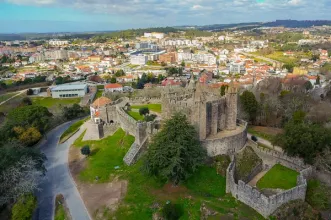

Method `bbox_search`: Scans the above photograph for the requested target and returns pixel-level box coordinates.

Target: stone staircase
[123,137,148,165]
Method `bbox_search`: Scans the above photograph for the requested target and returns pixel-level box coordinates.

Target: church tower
[225,80,237,130]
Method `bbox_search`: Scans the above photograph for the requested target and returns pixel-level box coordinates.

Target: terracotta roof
[92,97,112,108]
[105,83,123,89]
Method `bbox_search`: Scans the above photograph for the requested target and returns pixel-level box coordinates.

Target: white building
[49,39,69,46]
[144,32,165,39]
[130,54,148,65]
[44,50,68,60]
[51,84,88,98]
[104,83,123,92]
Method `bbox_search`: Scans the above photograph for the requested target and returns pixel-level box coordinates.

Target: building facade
[51,84,88,98]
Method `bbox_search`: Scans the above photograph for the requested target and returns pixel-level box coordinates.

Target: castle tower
[225,80,237,130]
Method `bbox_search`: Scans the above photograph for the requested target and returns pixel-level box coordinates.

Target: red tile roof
[105,83,123,89]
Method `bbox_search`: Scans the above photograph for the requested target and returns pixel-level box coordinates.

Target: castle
[86,79,312,218]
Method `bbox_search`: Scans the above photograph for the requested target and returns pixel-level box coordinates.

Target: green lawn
[97,85,104,90]
[94,90,103,100]
[54,195,70,220]
[0,92,19,103]
[130,104,162,113]
[72,129,264,220]
[73,128,135,182]
[60,119,86,143]
[32,97,81,108]
[257,164,299,190]
[127,111,144,121]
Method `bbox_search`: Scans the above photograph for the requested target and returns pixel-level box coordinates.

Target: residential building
[49,39,69,46]
[105,83,123,92]
[144,32,165,39]
[130,54,148,65]
[51,84,88,98]
[44,50,68,60]
[159,52,177,64]
[90,97,112,123]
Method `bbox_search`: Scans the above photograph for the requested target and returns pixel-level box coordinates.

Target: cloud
[2,0,331,27]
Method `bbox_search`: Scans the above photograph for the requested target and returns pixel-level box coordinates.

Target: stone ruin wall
[201,120,247,157]
[226,158,313,218]
[247,140,308,171]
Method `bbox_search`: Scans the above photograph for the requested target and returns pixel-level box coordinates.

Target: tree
[316,75,320,85]
[62,104,87,120]
[21,97,32,106]
[0,142,46,205]
[14,127,42,146]
[81,145,91,157]
[240,91,259,123]
[283,63,295,73]
[143,113,206,184]
[139,107,149,116]
[115,69,125,77]
[110,77,117,83]
[181,61,185,67]
[11,193,37,220]
[4,105,52,135]
[273,119,331,164]
[220,85,228,96]
[26,89,33,96]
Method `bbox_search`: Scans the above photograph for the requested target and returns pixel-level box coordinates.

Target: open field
[32,97,81,108]
[0,92,19,103]
[0,93,26,113]
[130,103,162,113]
[257,164,299,190]
[70,129,264,219]
[127,111,144,121]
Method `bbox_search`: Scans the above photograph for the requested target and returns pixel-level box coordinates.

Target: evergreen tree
[143,113,206,184]
[240,91,259,123]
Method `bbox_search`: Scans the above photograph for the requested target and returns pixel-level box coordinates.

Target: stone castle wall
[247,140,308,171]
[226,158,313,218]
[202,120,247,157]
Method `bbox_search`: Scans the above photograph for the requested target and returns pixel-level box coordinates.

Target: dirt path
[248,170,268,187]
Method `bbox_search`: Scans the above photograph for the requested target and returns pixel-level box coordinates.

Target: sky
[0,0,331,33]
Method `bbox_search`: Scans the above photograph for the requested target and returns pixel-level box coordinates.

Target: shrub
[162,203,183,220]
[139,107,149,116]
[81,145,91,157]
[144,114,157,122]
[26,89,33,96]
[11,194,37,220]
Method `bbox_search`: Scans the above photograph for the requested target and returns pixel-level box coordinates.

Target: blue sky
[0,0,330,33]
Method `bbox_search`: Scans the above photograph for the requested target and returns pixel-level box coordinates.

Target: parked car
[251,135,258,142]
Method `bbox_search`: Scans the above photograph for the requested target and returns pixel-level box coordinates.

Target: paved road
[35,122,91,220]
[247,133,283,153]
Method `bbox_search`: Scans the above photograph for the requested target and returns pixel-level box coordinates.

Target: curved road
[35,122,91,220]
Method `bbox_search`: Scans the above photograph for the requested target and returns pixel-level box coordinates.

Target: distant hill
[179,20,331,31]
[262,20,331,28]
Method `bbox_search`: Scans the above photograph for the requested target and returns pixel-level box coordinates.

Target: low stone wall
[129,97,162,104]
[226,158,312,218]
[202,123,247,157]
[248,140,308,171]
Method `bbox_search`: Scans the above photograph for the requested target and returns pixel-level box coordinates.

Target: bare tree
[0,156,44,206]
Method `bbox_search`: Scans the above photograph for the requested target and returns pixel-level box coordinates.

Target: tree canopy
[273,118,331,164]
[143,113,206,184]
[240,91,259,123]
